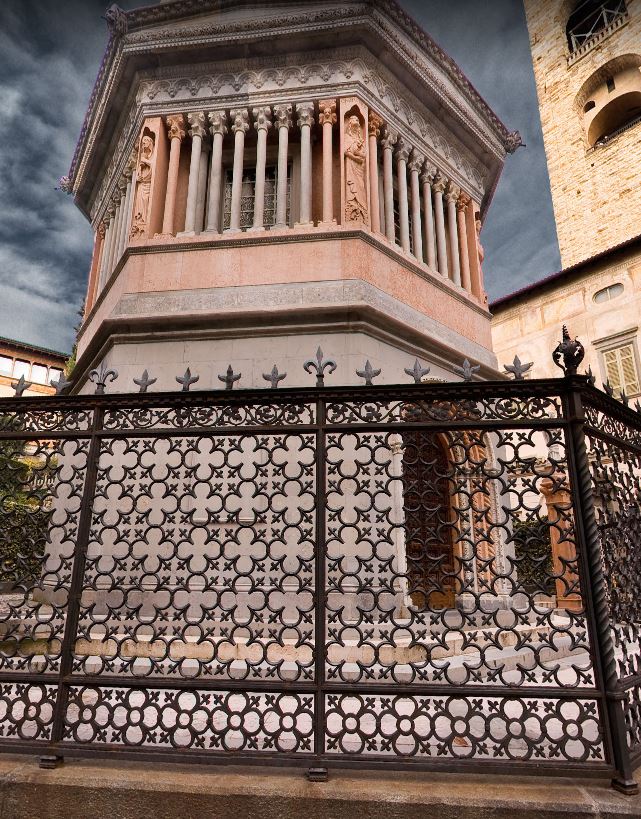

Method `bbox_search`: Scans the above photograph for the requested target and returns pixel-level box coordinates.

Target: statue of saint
[130,134,154,237]
[344,115,367,223]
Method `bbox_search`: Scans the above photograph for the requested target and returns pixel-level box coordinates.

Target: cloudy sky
[0,0,561,354]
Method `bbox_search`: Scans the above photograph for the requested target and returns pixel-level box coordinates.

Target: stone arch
[573,54,641,146]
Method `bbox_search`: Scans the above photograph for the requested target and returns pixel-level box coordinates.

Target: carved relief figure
[130,133,155,237]
[344,115,368,223]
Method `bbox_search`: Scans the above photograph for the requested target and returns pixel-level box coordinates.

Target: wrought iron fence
[0,347,639,792]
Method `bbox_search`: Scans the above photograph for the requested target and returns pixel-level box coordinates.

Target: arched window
[402,431,456,609]
[566,0,627,53]
[589,91,641,145]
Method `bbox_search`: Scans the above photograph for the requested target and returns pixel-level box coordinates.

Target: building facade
[492,0,641,401]
[0,337,66,398]
[63,0,521,394]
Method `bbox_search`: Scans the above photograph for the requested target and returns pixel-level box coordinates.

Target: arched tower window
[575,55,641,147]
[566,0,627,53]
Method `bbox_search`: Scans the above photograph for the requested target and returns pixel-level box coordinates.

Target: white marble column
[112,178,127,264]
[408,149,424,262]
[106,193,122,273]
[420,165,437,271]
[381,128,397,243]
[161,114,186,236]
[274,104,292,228]
[228,109,249,233]
[204,111,227,234]
[395,139,410,253]
[251,106,272,231]
[194,141,209,234]
[118,151,137,258]
[296,102,315,226]
[318,99,336,225]
[182,111,207,235]
[445,181,461,286]
[368,112,383,234]
[432,172,448,277]
[457,192,472,293]
[98,212,113,289]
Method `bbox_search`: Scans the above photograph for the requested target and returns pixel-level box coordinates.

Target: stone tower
[65,0,520,392]
[523,0,641,269]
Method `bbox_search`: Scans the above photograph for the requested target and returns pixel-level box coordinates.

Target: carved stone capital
[368,111,384,138]
[208,111,228,137]
[98,222,107,239]
[408,148,424,173]
[230,108,249,134]
[394,138,410,164]
[187,111,207,139]
[252,106,272,132]
[106,203,116,221]
[420,164,437,185]
[380,127,398,151]
[432,172,447,194]
[457,192,471,212]
[117,176,128,197]
[273,103,292,129]
[445,181,460,204]
[296,101,315,128]
[166,114,186,141]
[124,149,136,178]
[318,99,337,126]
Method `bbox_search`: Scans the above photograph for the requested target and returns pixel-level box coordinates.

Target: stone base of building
[0,756,639,819]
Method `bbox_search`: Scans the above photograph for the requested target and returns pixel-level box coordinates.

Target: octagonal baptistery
[67,0,521,392]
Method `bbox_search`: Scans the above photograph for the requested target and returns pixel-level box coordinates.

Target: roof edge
[490,232,641,312]
[66,0,521,188]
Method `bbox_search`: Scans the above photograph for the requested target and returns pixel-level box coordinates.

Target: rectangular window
[603,343,640,397]
[222,164,290,230]
[0,355,12,375]
[13,360,30,380]
[31,364,48,384]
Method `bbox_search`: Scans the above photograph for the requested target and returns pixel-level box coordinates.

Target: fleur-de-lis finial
[585,365,596,387]
[620,388,629,407]
[503,355,533,381]
[89,362,118,395]
[356,360,381,386]
[635,400,641,414]
[453,358,480,382]
[11,374,32,397]
[133,369,157,393]
[262,365,287,389]
[218,365,241,391]
[176,368,199,392]
[603,379,614,398]
[552,325,585,376]
[303,347,337,387]
[404,359,430,384]
[50,372,71,395]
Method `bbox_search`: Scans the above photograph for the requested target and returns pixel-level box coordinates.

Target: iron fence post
[564,377,638,794]
[41,403,104,768]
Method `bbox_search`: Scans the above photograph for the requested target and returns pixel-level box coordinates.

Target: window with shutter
[603,343,640,397]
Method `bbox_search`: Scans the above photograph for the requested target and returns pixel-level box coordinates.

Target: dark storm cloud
[0,0,561,352]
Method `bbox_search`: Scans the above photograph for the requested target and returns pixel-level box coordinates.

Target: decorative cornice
[69,0,515,198]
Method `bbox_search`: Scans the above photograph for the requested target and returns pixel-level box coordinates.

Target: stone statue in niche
[130,133,154,237]
[344,114,368,223]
